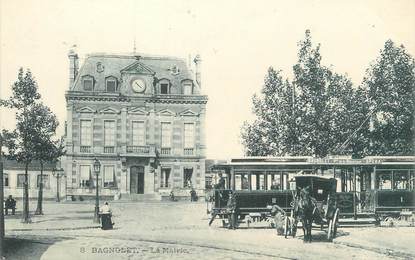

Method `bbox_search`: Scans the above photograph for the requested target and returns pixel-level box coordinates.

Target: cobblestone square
[3,201,415,259]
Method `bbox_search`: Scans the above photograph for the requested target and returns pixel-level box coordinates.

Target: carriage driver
[215,172,226,189]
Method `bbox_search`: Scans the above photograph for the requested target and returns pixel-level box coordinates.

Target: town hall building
[64,50,207,200]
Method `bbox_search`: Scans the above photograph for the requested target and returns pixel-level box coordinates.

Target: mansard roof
[71,53,196,92]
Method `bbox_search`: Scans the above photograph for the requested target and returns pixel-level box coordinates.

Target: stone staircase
[119,193,161,201]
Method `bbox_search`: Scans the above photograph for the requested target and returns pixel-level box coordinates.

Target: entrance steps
[119,193,161,201]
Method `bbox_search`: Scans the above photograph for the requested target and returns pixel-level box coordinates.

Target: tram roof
[213,156,415,169]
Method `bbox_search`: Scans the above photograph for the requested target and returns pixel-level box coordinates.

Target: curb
[9,226,101,232]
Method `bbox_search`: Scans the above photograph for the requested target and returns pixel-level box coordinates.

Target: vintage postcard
[0,0,414,259]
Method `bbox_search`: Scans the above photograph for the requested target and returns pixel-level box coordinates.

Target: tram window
[377,172,392,190]
[251,175,257,190]
[289,178,296,190]
[241,176,249,190]
[410,171,415,190]
[235,175,242,190]
[394,171,409,190]
[259,175,265,190]
[270,174,282,190]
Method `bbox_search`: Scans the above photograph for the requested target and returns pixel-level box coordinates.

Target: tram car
[210,156,415,226]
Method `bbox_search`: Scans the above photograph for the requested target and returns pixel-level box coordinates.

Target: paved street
[4,201,415,259]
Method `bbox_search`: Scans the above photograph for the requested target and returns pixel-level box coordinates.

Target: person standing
[5,195,16,215]
[215,173,226,189]
[226,192,237,229]
[190,188,198,202]
[99,202,113,230]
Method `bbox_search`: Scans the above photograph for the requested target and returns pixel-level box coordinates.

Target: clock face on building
[131,78,146,93]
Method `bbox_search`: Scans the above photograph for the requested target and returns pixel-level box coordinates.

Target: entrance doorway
[130,166,145,194]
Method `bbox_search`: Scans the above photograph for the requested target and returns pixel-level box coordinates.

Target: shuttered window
[132,121,145,146]
[103,166,115,188]
[184,123,195,148]
[80,165,92,188]
[80,120,92,146]
[161,122,172,148]
[104,121,116,147]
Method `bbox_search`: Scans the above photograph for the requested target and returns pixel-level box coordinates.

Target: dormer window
[183,83,193,95]
[158,79,171,94]
[82,75,94,91]
[160,83,169,94]
[182,80,193,95]
[105,76,117,92]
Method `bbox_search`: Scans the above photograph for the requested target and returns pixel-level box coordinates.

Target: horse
[292,186,317,243]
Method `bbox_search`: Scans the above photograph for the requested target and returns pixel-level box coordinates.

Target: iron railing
[103,146,115,153]
[160,148,171,155]
[80,146,91,153]
[127,146,150,154]
[184,148,194,156]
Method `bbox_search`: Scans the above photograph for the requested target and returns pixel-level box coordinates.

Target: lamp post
[93,158,101,223]
[52,160,65,202]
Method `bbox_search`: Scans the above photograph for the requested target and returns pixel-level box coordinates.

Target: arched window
[82,75,94,91]
[105,76,118,92]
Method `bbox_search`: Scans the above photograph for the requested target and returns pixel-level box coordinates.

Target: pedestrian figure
[170,190,177,201]
[99,202,114,230]
[226,192,237,229]
[214,173,226,189]
[5,195,16,215]
[190,188,198,202]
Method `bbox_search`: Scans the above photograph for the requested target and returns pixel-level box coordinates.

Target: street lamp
[52,160,65,202]
[93,158,101,223]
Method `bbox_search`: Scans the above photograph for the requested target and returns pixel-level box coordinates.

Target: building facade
[65,51,207,199]
[3,160,64,200]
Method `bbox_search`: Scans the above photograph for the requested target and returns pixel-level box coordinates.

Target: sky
[0,0,414,159]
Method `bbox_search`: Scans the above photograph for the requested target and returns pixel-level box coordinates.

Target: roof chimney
[68,48,79,89]
[193,54,201,88]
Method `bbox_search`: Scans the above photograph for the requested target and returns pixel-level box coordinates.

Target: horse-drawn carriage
[208,175,340,242]
[290,175,340,242]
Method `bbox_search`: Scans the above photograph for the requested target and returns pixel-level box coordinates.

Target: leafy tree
[33,104,65,215]
[241,31,368,157]
[241,68,298,156]
[0,68,41,223]
[363,40,415,155]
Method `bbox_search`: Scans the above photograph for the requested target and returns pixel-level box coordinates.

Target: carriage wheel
[327,208,340,241]
[332,208,340,237]
[327,218,333,241]
[284,216,289,238]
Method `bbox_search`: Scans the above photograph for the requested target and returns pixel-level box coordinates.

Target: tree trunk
[35,161,44,215]
[21,162,30,223]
